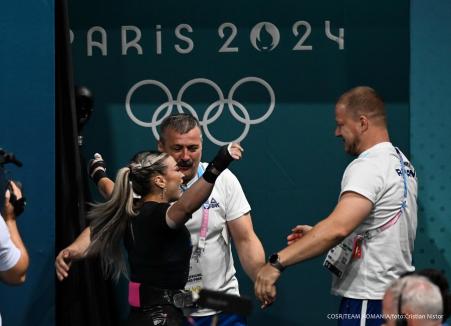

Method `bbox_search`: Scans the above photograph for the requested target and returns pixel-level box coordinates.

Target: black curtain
[55,0,119,325]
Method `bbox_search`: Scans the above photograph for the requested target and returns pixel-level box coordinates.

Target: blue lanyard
[359,147,409,240]
[197,165,204,178]
[394,147,408,207]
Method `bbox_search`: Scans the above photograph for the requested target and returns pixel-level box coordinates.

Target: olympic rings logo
[125,77,275,145]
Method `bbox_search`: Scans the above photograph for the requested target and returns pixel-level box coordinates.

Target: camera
[0,148,22,167]
[0,147,26,216]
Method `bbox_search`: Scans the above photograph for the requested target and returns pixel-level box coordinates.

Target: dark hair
[337,86,386,125]
[159,113,201,144]
[86,150,169,280]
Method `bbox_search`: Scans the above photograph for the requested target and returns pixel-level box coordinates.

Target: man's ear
[359,115,369,132]
[157,140,164,152]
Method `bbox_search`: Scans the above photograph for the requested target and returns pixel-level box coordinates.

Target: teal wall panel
[411,0,451,278]
[0,1,55,325]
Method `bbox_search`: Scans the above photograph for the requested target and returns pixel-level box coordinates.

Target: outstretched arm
[228,213,265,282]
[255,192,373,306]
[277,192,372,265]
[54,153,115,281]
[55,226,91,281]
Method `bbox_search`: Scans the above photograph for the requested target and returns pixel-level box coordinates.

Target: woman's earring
[160,187,166,200]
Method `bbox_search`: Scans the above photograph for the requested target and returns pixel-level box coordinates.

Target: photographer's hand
[3,181,22,221]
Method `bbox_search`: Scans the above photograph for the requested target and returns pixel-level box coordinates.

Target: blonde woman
[86,144,243,326]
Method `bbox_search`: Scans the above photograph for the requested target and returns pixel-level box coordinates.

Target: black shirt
[124,201,192,289]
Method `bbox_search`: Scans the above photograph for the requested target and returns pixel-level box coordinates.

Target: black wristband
[202,145,234,184]
[91,168,107,185]
[202,165,220,184]
[88,158,107,185]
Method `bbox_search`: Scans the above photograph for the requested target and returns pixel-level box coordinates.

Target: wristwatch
[268,253,285,272]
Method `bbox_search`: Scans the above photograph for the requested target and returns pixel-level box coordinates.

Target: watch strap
[269,253,285,272]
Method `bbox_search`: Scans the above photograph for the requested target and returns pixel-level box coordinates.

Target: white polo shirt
[184,163,251,316]
[331,142,418,300]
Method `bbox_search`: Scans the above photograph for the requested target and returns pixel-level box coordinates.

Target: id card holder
[185,239,204,295]
[323,235,355,278]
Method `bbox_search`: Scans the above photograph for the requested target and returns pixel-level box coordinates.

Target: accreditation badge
[185,245,204,295]
[323,235,355,278]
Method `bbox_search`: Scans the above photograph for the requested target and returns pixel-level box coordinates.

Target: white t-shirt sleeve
[340,159,384,204]
[0,214,21,272]
[219,169,251,222]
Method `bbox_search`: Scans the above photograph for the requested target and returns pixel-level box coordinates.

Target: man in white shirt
[255,86,418,326]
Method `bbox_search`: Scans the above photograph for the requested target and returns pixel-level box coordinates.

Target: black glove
[8,181,26,216]
[88,153,107,185]
[203,145,234,183]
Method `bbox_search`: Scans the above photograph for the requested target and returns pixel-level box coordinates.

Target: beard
[343,138,359,157]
